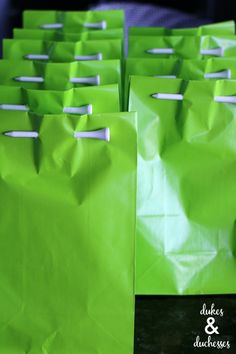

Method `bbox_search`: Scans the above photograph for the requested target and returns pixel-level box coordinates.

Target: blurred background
[1,0,236,42]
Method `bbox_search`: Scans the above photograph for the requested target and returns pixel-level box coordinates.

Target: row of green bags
[0,110,136,354]
[128,76,236,295]
[3,38,123,62]
[0,84,120,113]
[129,20,235,36]
[0,8,138,354]
[124,57,236,108]
[13,27,124,41]
[128,35,236,59]
[23,9,124,30]
[0,59,121,90]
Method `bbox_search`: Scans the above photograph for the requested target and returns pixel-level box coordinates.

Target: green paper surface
[124,58,236,109]
[129,21,235,36]
[128,76,236,295]
[3,39,123,62]
[0,84,120,113]
[14,28,124,41]
[23,10,124,30]
[0,110,137,354]
[128,35,236,59]
[0,59,121,90]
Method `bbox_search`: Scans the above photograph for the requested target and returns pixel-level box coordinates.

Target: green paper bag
[125,57,236,81]
[124,57,236,109]
[0,59,121,91]
[0,110,137,354]
[3,39,123,62]
[128,76,236,295]
[13,27,124,41]
[0,84,120,114]
[128,35,236,59]
[129,20,235,36]
[23,9,124,31]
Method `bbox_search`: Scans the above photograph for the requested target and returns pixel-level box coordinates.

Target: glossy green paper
[128,35,236,59]
[129,21,235,36]
[129,76,236,295]
[3,39,123,62]
[0,59,121,90]
[23,9,124,30]
[13,28,124,41]
[125,57,236,79]
[0,111,137,354]
[124,57,236,109]
[0,84,120,113]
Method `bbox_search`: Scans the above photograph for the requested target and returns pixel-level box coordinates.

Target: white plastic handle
[14,76,44,83]
[83,21,107,30]
[204,69,231,79]
[146,48,174,55]
[14,76,101,85]
[74,128,110,141]
[63,104,92,115]
[40,23,63,29]
[0,104,29,111]
[214,95,236,104]
[151,93,183,101]
[74,53,103,61]
[153,75,177,79]
[24,54,49,60]
[4,131,38,138]
[39,21,106,30]
[3,129,110,141]
[70,75,100,85]
[201,48,224,57]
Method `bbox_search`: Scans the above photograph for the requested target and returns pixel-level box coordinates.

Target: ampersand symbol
[205,317,219,335]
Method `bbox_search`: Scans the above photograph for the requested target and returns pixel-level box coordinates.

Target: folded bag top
[128,76,236,295]
[23,10,124,31]
[128,35,236,59]
[3,39,123,62]
[124,57,236,109]
[129,20,235,36]
[13,27,124,41]
[0,84,120,114]
[0,59,121,90]
[125,57,236,81]
[0,110,137,354]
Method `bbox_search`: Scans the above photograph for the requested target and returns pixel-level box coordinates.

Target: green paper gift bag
[128,76,236,295]
[23,9,124,31]
[0,60,121,90]
[128,35,236,59]
[124,58,236,109]
[125,57,236,81]
[0,84,120,113]
[129,20,235,36]
[13,28,124,41]
[0,110,137,354]
[3,39,123,62]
